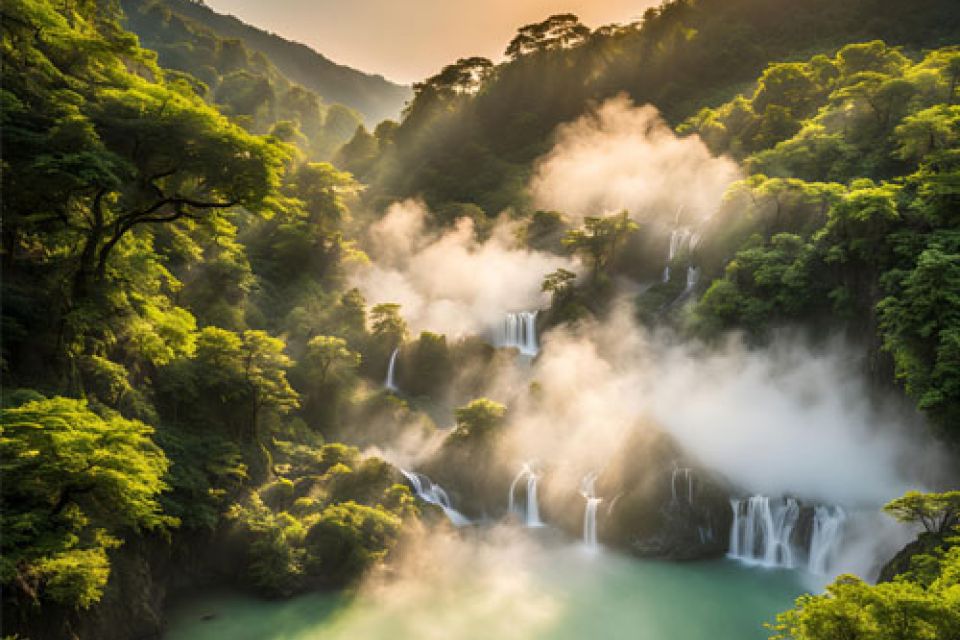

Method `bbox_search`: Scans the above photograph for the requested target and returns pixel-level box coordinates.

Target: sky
[204,1,658,84]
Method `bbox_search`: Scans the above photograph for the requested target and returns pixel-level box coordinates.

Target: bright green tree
[1,397,175,608]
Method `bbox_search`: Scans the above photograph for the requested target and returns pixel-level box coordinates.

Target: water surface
[165,531,807,640]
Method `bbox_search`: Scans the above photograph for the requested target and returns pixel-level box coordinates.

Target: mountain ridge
[133,0,411,124]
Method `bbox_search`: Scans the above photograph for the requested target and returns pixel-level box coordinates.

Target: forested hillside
[119,0,365,159]
[2,0,958,638]
[342,0,959,215]
[1,1,424,636]
[124,0,411,125]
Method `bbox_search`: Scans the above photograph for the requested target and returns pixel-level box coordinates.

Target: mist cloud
[530,96,740,223]
[490,306,944,509]
[351,200,576,337]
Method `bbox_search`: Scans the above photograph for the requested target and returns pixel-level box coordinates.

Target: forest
[1,0,959,639]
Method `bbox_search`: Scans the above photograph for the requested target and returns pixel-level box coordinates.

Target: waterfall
[497,311,539,356]
[400,470,471,527]
[671,467,694,505]
[728,496,801,568]
[729,497,847,574]
[508,463,544,527]
[685,266,700,292]
[580,472,601,549]
[385,347,399,391]
[663,228,693,282]
[808,506,846,575]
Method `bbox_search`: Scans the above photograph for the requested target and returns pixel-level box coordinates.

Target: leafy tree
[883,491,960,536]
[562,210,638,278]
[452,398,507,440]
[771,489,960,640]
[304,336,360,387]
[1,397,175,608]
[542,268,578,306]
[505,14,590,60]
[370,303,408,347]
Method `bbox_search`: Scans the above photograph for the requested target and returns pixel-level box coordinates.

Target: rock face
[419,422,736,560]
[594,429,733,560]
[418,434,514,520]
[878,532,948,583]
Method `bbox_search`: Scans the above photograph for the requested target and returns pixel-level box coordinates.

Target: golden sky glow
[205,1,658,84]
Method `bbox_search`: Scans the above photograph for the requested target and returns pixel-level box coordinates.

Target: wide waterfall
[728,497,846,574]
[401,470,471,527]
[728,496,801,568]
[385,347,399,391]
[808,505,846,575]
[580,472,601,549]
[671,467,694,505]
[508,463,544,527]
[497,311,539,356]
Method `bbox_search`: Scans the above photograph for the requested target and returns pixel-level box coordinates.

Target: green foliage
[370,303,409,347]
[228,447,407,596]
[452,398,507,441]
[1,397,175,608]
[770,565,960,640]
[120,0,409,125]
[400,332,453,399]
[120,0,369,159]
[883,491,960,535]
[687,45,960,432]
[772,491,960,639]
[562,211,639,279]
[360,0,960,214]
[878,235,960,426]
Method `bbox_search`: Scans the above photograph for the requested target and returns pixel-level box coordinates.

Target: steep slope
[128,0,410,124]
[121,0,364,159]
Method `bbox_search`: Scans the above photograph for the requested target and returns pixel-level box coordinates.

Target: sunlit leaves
[0,397,175,608]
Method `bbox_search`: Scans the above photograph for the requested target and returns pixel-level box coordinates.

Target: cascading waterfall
[728,496,800,568]
[671,467,694,505]
[808,505,846,575]
[508,463,544,527]
[729,497,847,573]
[685,266,700,293]
[401,469,471,527]
[580,472,601,549]
[498,311,539,356]
[384,347,399,391]
[662,228,693,283]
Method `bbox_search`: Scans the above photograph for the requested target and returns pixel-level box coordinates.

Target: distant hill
[126,0,411,125]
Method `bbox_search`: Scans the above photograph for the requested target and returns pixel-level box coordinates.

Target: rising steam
[350,199,576,337]
[530,95,740,222]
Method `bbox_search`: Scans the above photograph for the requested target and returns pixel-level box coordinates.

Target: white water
[662,228,693,283]
[497,311,539,356]
[509,463,545,527]
[580,472,601,549]
[728,497,847,575]
[671,467,694,505]
[401,470,471,527]
[728,496,800,569]
[808,506,846,575]
[685,266,700,293]
[385,348,399,391]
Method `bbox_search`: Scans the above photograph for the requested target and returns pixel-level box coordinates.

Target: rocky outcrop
[878,532,949,583]
[594,429,733,560]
